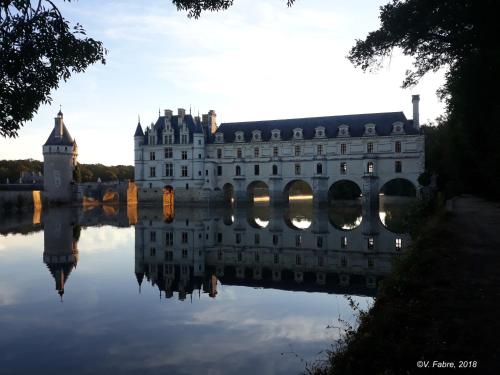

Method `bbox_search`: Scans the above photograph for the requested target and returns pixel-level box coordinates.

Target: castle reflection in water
[4,199,411,300]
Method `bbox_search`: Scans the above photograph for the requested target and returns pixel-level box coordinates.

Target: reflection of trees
[380,200,414,233]
[329,204,362,230]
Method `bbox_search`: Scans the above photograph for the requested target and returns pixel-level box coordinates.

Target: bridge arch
[247,181,269,204]
[379,178,416,197]
[283,180,313,203]
[102,188,119,204]
[328,180,362,202]
[222,183,234,205]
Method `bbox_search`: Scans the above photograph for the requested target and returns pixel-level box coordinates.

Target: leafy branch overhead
[172,0,295,18]
[0,0,106,138]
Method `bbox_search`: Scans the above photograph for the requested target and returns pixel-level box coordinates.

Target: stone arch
[379,178,416,197]
[247,181,269,204]
[247,204,270,228]
[222,183,234,205]
[283,180,313,203]
[328,180,362,202]
[102,188,119,204]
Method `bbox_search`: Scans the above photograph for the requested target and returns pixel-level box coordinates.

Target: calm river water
[0,198,411,374]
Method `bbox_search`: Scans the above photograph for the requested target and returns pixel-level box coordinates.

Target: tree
[0,0,106,138]
[172,0,295,18]
[347,0,500,195]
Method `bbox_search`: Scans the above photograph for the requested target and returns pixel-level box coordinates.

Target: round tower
[134,118,145,182]
[43,110,78,203]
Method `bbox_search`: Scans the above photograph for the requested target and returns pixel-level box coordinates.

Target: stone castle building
[43,110,78,203]
[133,95,425,205]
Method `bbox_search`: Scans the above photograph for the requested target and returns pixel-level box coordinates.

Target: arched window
[235,165,241,176]
[316,163,323,174]
[272,165,278,175]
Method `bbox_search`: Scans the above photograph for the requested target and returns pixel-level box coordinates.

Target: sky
[0,0,446,165]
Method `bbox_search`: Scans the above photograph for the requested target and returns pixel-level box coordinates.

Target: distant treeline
[0,159,133,183]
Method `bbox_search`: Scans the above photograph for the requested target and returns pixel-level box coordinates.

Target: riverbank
[311,196,500,374]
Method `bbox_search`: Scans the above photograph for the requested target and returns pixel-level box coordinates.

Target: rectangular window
[237,252,242,262]
[254,165,260,176]
[368,258,374,268]
[255,252,260,262]
[149,167,156,177]
[340,143,347,155]
[164,135,173,144]
[395,141,402,153]
[149,151,155,161]
[182,249,188,259]
[317,144,323,155]
[296,255,302,265]
[165,163,173,177]
[217,232,223,243]
[341,236,347,249]
[254,233,260,245]
[217,148,222,159]
[295,235,302,247]
[274,254,279,264]
[254,147,260,158]
[395,160,402,173]
[235,233,241,244]
[181,166,188,177]
[217,166,222,176]
[295,163,301,175]
[150,247,156,256]
[273,146,279,157]
[340,162,347,174]
[367,142,373,153]
[317,236,323,248]
[150,231,156,242]
[164,148,172,158]
[395,238,402,251]
[237,148,242,158]
[217,249,222,260]
[181,150,188,160]
[368,237,374,250]
[181,134,188,144]
[165,232,173,246]
[294,145,301,156]
[273,234,278,245]
[341,256,347,267]
[165,251,173,261]
[181,232,188,243]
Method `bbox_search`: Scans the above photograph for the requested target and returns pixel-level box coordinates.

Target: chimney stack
[412,95,420,130]
[164,109,173,119]
[178,108,185,124]
[208,110,217,134]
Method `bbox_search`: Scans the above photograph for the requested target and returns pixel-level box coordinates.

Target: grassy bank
[310,198,499,374]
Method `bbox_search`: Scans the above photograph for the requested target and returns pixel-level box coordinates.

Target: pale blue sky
[0,0,445,165]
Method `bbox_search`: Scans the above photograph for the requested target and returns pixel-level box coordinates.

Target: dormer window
[315,126,326,138]
[252,130,262,142]
[215,132,224,143]
[364,123,377,136]
[235,131,244,142]
[392,121,405,134]
[338,124,350,137]
[293,128,303,140]
[271,129,281,140]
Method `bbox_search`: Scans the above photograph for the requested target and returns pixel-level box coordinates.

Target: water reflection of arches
[283,202,313,230]
[328,180,362,202]
[247,181,269,204]
[127,181,138,204]
[379,195,416,233]
[328,203,363,230]
[163,185,174,222]
[283,180,313,203]
[102,188,119,204]
[247,204,270,228]
[223,183,234,205]
[380,178,416,197]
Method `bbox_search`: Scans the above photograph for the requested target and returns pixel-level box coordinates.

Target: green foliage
[349,0,500,197]
[172,0,295,18]
[0,0,106,137]
[0,159,42,183]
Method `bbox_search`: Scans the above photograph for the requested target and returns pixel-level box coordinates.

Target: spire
[58,105,63,117]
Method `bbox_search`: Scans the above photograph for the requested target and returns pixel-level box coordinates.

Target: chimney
[54,111,64,138]
[208,110,217,134]
[412,95,420,130]
[178,108,185,124]
[164,109,173,119]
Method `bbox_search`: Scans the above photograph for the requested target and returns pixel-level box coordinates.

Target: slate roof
[134,123,144,137]
[213,112,418,143]
[44,124,75,146]
[141,114,204,145]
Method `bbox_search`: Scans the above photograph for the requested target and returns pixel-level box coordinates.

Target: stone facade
[134,96,425,205]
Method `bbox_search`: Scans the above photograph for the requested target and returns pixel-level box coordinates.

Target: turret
[412,95,420,130]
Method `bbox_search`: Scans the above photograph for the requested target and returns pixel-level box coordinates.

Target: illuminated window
[341,236,347,248]
[367,162,374,173]
[368,237,374,249]
[340,162,347,174]
[396,238,402,251]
